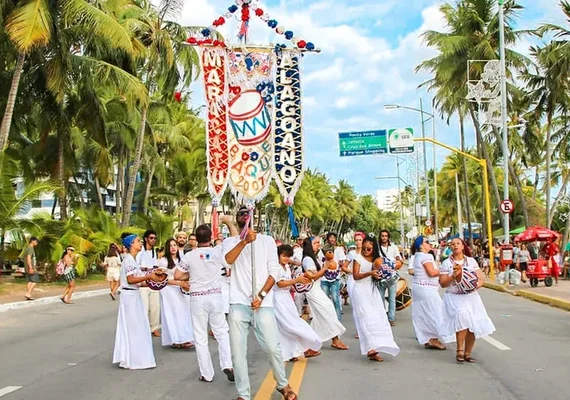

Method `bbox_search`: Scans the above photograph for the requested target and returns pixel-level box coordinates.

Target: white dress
[112,254,156,369]
[303,257,346,341]
[273,265,322,360]
[411,252,453,344]
[158,258,194,346]
[352,255,400,356]
[439,256,496,341]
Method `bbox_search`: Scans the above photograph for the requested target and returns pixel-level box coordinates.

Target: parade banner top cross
[186,0,320,207]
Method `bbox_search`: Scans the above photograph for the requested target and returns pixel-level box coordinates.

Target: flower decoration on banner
[184,0,317,51]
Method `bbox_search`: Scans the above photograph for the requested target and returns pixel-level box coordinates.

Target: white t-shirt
[136,248,158,270]
[222,235,280,307]
[412,252,439,286]
[379,243,401,262]
[177,246,223,293]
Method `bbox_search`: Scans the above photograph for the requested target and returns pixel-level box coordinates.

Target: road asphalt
[1,281,569,400]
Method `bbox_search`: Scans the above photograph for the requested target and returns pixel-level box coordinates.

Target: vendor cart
[515,226,561,288]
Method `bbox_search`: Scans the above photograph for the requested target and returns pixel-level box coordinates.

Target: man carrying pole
[222,205,298,400]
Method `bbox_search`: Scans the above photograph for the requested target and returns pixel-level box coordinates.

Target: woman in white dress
[273,244,322,361]
[352,235,400,362]
[103,244,121,300]
[346,232,364,338]
[411,236,450,350]
[439,238,495,363]
[302,237,349,350]
[113,233,160,369]
[158,239,194,349]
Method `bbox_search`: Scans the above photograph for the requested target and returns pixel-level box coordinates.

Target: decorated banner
[201,47,229,202]
[273,50,303,203]
[226,50,275,203]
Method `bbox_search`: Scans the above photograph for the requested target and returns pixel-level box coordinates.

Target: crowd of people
[99,206,497,400]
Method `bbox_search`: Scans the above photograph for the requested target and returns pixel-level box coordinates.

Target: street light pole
[499,0,510,244]
[396,155,405,249]
[432,99,438,242]
[419,98,430,227]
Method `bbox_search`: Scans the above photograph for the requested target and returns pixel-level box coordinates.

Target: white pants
[140,287,161,332]
[190,294,232,381]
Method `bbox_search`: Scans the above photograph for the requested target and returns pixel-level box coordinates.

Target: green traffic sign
[338,130,387,157]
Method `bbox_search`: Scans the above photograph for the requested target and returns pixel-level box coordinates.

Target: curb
[483,282,570,312]
[515,290,570,312]
[0,289,109,313]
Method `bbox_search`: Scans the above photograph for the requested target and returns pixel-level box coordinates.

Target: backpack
[55,259,65,275]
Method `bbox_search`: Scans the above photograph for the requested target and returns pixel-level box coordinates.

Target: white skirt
[441,291,496,341]
[113,289,156,369]
[305,281,346,342]
[160,285,194,346]
[274,290,322,360]
[352,281,400,356]
[411,284,454,344]
[221,279,230,314]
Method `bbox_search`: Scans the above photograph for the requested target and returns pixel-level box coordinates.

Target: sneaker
[223,368,235,382]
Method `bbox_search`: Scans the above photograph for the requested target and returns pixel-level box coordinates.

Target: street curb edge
[0,289,109,313]
[483,282,570,312]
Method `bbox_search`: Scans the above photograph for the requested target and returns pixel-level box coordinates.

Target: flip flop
[25,296,35,301]
[223,368,235,382]
[331,343,349,350]
[199,376,212,383]
[60,297,66,303]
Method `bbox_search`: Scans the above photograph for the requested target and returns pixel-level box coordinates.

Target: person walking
[112,233,161,370]
[222,206,297,400]
[137,229,161,337]
[175,224,234,383]
[378,230,403,327]
[59,246,77,304]
[23,236,40,301]
[103,244,121,300]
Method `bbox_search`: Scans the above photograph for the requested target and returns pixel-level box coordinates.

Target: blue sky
[179,0,566,198]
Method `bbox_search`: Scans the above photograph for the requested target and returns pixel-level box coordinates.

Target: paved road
[0,284,569,400]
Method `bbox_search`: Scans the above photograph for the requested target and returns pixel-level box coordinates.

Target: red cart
[526,259,553,287]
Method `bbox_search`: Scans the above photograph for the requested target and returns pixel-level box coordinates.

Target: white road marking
[0,386,22,397]
[482,336,511,350]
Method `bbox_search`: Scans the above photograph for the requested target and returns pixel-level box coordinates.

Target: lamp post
[498,0,510,244]
[384,101,436,238]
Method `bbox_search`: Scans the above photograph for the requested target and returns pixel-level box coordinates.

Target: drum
[146,268,168,291]
[180,287,190,296]
[395,278,412,311]
[457,268,479,293]
[292,268,313,294]
[228,90,271,146]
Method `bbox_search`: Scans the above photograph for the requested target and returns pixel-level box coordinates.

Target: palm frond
[6,0,52,51]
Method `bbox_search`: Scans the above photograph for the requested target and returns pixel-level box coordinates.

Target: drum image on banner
[273,51,304,201]
[227,50,275,203]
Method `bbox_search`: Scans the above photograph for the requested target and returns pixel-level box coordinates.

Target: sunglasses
[363,246,373,251]
[238,211,249,216]
[148,236,157,240]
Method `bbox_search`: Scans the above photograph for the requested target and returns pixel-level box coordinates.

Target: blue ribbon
[288,206,299,238]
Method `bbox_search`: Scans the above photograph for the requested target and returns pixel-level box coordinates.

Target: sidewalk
[0,283,109,312]
[483,277,570,312]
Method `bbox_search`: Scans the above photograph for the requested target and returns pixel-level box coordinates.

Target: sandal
[179,342,194,349]
[304,349,321,358]
[171,344,181,349]
[289,357,299,362]
[277,385,298,400]
[464,354,476,363]
[223,368,235,382]
[199,376,212,383]
[331,342,349,350]
[367,351,384,362]
[60,297,66,304]
[456,350,465,363]
[110,293,116,301]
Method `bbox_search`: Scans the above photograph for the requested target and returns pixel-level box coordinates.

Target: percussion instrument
[180,287,190,296]
[146,268,168,291]
[395,278,412,311]
[457,267,479,293]
[292,267,313,293]
[228,90,271,146]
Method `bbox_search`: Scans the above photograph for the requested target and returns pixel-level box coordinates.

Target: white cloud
[335,97,351,109]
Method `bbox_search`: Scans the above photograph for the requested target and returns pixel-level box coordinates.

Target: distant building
[376,188,400,212]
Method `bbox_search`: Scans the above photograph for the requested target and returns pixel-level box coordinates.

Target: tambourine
[456,267,479,293]
[292,268,313,293]
[146,268,168,291]
[180,287,190,296]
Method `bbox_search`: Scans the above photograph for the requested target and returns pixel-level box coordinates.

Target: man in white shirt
[379,230,403,326]
[136,229,161,336]
[223,206,296,400]
[175,224,234,383]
